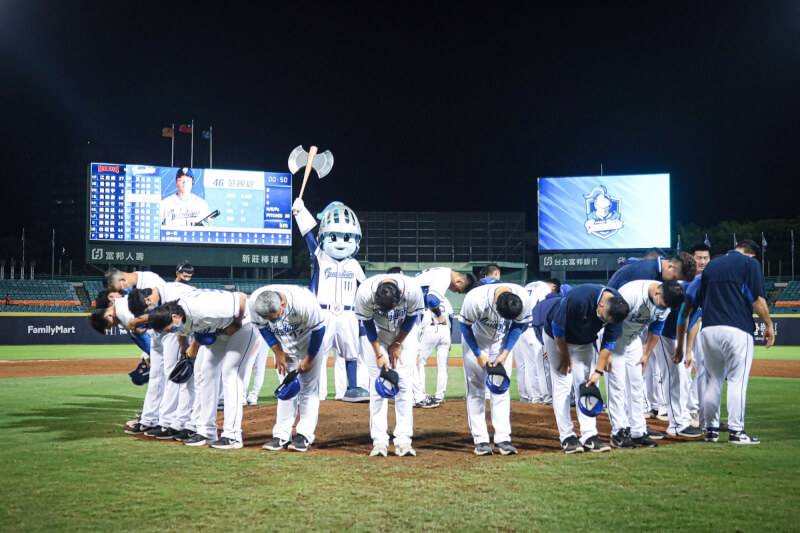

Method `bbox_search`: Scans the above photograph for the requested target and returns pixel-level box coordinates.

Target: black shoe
[209,437,243,450]
[183,434,210,447]
[288,434,310,452]
[611,429,636,449]
[719,422,729,432]
[414,395,440,409]
[124,422,153,435]
[263,437,288,451]
[704,428,720,442]
[632,434,658,448]
[173,429,196,442]
[729,430,760,445]
[561,436,584,454]
[152,427,179,440]
[677,426,704,438]
[582,435,611,453]
[647,428,665,440]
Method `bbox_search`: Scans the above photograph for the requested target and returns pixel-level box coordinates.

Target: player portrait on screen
[160,167,215,227]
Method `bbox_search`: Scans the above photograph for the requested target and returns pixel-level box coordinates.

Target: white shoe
[395,444,417,457]
[246,398,258,406]
[370,443,388,457]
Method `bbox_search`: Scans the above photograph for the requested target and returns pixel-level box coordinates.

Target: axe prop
[287,145,334,202]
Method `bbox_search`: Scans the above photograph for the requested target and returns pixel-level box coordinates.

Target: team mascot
[292,199,370,402]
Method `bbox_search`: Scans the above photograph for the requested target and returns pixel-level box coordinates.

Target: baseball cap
[176,261,194,274]
[176,167,194,179]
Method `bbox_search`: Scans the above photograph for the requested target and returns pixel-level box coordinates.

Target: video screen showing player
[160,167,218,227]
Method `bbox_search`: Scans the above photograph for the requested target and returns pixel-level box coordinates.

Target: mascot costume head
[316,201,362,260]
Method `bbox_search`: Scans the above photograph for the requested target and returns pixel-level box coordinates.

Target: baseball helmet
[194,332,217,345]
[485,363,511,394]
[128,359,150,385]
[274,370,301,401]
[169,356,195,384]
[578,383,604,417]
[375,367,399,399]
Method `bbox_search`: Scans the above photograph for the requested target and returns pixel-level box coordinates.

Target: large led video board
[88,163,292,247]
[538,173,670,251]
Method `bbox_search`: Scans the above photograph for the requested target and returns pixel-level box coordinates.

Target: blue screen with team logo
[538,174,670,251]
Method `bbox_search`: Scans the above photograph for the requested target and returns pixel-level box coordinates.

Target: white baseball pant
[462,342,512,445]
[413,324,451,402]
[365,328,418,447]
[605,337,648,438]
[544,333,599,445]
[699,326,754,432]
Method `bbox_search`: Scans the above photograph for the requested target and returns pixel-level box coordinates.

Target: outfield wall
[0,314,130,345]
[1,314,799,346]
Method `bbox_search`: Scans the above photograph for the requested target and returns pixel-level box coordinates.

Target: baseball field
[1,344,799,531]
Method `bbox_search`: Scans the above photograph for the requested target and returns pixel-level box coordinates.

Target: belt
[320,304,354,311]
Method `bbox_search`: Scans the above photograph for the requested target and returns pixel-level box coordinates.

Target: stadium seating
[0,280,82,312]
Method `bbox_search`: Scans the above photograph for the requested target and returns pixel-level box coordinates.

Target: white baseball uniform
[177,290,263,443]
[249,285,326,444]
[605,280,670,439]
[413,297,453,403]
[309,238,369,400]
[355,274,424,448]
[515,281,555,403]
[160,193,212,226]
[459,283,532,445]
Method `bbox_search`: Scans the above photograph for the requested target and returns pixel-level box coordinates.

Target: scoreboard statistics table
[89,163,292,247]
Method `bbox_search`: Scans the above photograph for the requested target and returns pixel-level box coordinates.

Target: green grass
[0,370,798,531]
[1,343,798,362]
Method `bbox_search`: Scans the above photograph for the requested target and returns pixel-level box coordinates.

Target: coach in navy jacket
[694,240,774,444]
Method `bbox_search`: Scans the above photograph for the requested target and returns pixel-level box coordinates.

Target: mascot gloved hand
[293,199,370,403]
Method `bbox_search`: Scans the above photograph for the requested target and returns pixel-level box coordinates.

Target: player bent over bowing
[148,290,264,449]
[355,274,424,457]
[605,280,685,449]
[545,284,629,453]
[249,286,326,452]
[459,283,532,456]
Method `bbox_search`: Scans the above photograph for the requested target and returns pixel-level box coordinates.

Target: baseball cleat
[342,387,371,403]
[143,425,166,438]
[704,429,720,443]
[647,429,665,440]
[124,422,153,435]
[395,444,417,457]
[173,429,197,442]
[288,434,310,452]
[632,434,658,448]
[677,426,704,438]
[729,431,760,445]
[494,442,518,455]
[262,437,289,451]
[152,427,180,440]
[414,395,440,409]
[611,429,636,449]
[719,422,730,432]
[561,436,584,454]
[474,442,494,456]
[656,411,670,422]
[369,443,388,457]
[209,437,243,450]
[183,434,210,447]
[582,435,611,453]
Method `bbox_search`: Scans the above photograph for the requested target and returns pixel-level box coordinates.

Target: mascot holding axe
[289,145,370,402]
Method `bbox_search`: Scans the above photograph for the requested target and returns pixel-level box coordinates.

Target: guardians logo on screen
[583,186,623,240]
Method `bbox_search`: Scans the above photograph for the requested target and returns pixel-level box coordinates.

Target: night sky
[1,1,798,248]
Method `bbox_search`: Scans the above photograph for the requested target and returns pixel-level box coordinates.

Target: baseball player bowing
[148,290,264,449]
[545,284,629,453]
[126,283,197,441]
[459,282,532,456]
[605,280,685,449]
[249,285,326,452]
[355,273,424,457]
